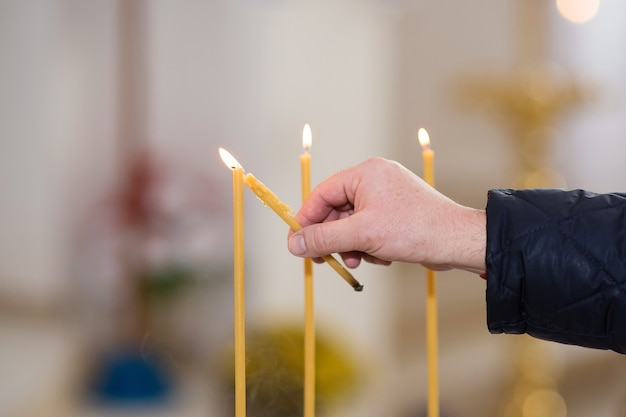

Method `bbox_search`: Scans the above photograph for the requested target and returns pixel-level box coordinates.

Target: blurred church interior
[1,1,626,416]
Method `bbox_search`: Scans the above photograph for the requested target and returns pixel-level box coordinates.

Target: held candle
[244,172,363,292]
[301,124,315,417]
[218,147,247,417]
[218,147,362,292]
[418,128,439,417]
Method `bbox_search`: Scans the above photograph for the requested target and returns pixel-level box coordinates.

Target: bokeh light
[556,0,601,24]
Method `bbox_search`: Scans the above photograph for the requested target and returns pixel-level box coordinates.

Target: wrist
[450,207,486,274]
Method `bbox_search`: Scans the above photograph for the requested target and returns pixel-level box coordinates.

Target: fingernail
[289,234,307,256]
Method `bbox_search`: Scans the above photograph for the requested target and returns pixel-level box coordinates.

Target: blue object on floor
[90,350,172,403]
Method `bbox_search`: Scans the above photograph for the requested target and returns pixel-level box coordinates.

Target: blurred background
[2,0,626,416]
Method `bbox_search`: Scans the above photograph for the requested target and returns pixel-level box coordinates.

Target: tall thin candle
[300,124,315,417]
[218,147,246,417]
[418,128,439,417]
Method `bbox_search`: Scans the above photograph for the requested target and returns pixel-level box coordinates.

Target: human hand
[287,157,486,274]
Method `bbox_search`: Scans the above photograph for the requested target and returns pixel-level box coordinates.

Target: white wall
[551,0,626,192]
[0,1,119,307]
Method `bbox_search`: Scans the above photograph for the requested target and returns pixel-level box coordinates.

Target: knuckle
[310,226,328,254]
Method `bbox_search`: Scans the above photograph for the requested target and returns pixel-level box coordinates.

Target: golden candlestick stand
[460,65,593,188]
[460,64,594,417]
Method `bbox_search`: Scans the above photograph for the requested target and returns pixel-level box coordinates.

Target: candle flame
[219,147,243,170]
[302,124,312,151]
[418,128,431,149]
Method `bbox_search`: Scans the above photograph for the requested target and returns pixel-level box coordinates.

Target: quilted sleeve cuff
[485,189,529,335]
[485,188,626,353]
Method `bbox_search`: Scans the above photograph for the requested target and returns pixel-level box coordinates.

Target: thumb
[288,219,357,258]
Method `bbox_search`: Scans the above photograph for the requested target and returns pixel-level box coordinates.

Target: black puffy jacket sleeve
[485,188,626,353]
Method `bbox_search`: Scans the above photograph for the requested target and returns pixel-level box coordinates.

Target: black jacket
[485,188,626,353]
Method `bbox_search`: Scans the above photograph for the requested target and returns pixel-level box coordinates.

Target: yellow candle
[243,172,363,292]
[418,128,439,417]
[218,147,246,417]
[301,124,315,417]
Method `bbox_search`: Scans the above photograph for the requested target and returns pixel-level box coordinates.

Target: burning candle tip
[302,124,312,152]
[219,147,244,170]
[418,128,431,149]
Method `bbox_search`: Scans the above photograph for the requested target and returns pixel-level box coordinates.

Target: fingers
[306,252,364,268]
[288,217,359,257]
[337,252,392,267]
[340,252,363,268]
[293,166,359,228]
[288,217,392,267]
[302,250,391,268]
